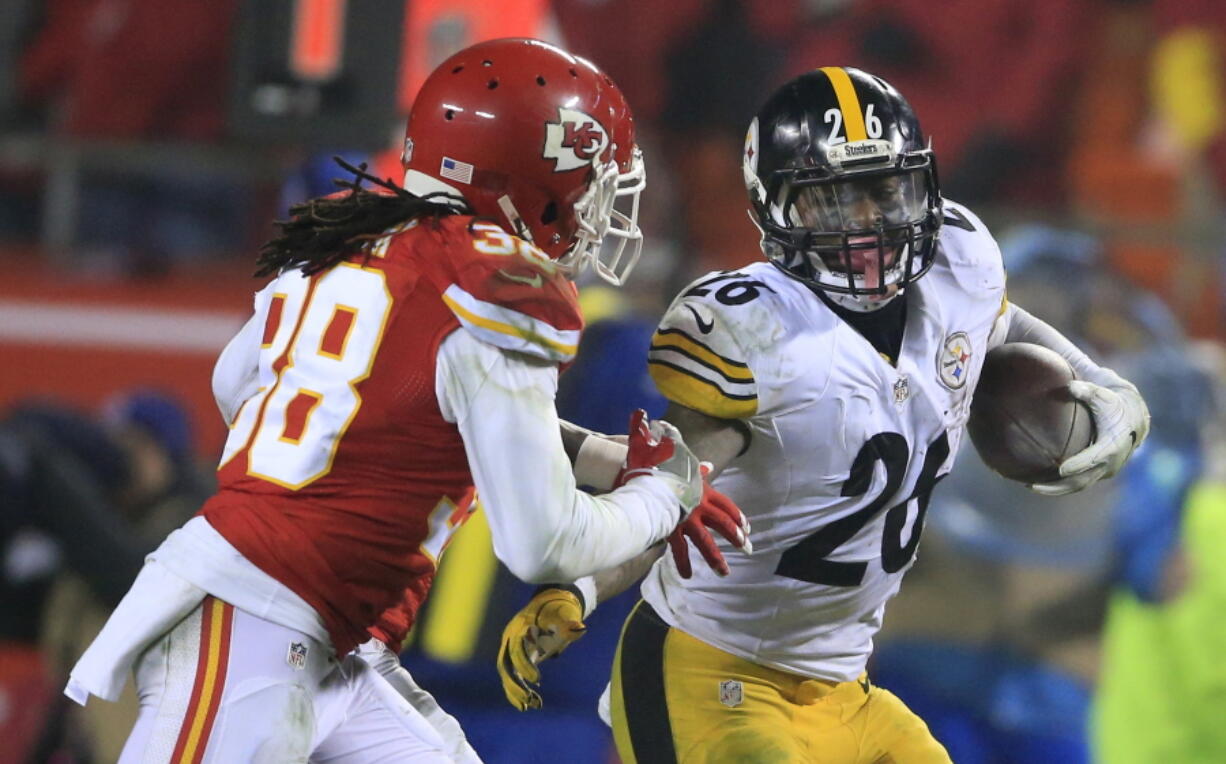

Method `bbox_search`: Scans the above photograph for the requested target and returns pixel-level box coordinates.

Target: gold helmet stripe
[820,66,867,142]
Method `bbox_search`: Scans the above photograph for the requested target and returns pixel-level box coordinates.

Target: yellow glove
[497,586,587,711]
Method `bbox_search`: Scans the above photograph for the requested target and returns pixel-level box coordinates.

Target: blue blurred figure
[278,151,373,216]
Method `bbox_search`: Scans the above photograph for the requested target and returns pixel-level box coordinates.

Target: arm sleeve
[1002,302,1128,387]
[434,330,680,584]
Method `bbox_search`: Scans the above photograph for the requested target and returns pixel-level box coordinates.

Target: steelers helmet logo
[743,117,764,205]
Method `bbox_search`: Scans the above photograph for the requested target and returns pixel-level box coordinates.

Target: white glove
[646,418,705,514]
[1030,375,1150,496]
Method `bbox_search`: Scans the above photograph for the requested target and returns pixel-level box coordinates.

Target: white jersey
[640,201,1008,682]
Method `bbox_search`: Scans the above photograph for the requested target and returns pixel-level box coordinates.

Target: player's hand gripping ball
[968,343,1095,485]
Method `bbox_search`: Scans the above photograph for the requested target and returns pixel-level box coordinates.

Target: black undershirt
[815,289,909,364]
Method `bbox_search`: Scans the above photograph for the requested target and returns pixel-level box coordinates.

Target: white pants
[119,598,455,763]
[341,641,482,764]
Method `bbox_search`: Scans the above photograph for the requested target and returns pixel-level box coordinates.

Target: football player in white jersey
[497,67,1151,763]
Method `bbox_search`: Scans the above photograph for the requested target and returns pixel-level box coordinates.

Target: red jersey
[203,215,582,655]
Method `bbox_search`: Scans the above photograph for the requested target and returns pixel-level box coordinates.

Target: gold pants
[611,601,951,764]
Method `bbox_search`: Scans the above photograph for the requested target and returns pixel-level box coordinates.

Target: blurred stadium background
[2,1,1225,762]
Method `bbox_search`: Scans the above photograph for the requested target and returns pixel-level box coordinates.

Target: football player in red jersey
[64,39,747,763]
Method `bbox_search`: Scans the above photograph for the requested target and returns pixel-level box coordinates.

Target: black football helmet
[743,67,941,308]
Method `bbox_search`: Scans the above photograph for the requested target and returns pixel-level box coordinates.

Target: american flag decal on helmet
[440,157,474,184]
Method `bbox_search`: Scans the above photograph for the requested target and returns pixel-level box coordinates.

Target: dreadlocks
[254,158,471,278]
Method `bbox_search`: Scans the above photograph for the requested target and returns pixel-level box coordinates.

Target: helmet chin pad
[764,238,912,311]
[824,284,904,312]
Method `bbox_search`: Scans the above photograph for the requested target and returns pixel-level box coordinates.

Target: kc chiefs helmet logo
[543,108,610,172]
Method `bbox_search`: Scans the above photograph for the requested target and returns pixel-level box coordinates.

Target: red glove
[614,409,676,486]
[613,409,704,515]
[668,464,752,578]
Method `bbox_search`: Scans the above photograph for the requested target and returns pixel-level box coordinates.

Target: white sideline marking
[0,299,245,354]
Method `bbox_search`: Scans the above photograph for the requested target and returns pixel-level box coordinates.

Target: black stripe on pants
[620,601,678,764]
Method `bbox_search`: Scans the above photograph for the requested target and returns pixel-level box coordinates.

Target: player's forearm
[541,543,663,620]
[1003,303,1130,387]
[477,410,675,583]
[590,543,664,605]
[660,402,748,479]
[441,338,679,583]
[506,472,679,583]
[559,419,597,463]
[560,419,629,491]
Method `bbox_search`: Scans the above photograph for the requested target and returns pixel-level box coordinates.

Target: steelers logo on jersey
[937,331,972,389]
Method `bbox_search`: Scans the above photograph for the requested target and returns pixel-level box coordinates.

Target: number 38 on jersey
[221,264,392,489]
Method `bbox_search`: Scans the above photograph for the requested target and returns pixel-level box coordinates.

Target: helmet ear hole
[540,201,558,225]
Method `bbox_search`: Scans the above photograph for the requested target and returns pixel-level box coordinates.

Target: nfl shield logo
[893,376,910,405]
[286,642,308,671]
[718,679,743,708]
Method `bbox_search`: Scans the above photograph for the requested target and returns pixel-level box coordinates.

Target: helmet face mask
[560,146,645,285]
[402,38,645,285]
[745,67,942,310]
[771,163,939,299]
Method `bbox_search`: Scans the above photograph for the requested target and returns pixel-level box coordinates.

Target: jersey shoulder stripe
[647,279,761,419]
[442,284,580,364]
[650,327,753,384]
[648,362,758,419]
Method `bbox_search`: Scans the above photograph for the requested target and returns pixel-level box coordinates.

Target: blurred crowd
[2,0,1225,762]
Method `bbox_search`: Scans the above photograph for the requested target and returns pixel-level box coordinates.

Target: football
[967,342,1095,484]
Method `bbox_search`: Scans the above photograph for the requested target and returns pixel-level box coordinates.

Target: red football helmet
[402,38,645,285]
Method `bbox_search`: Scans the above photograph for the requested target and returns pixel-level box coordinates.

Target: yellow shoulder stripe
[649,363,757,420]
[651,328,752,383]
[442,292,578,357]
